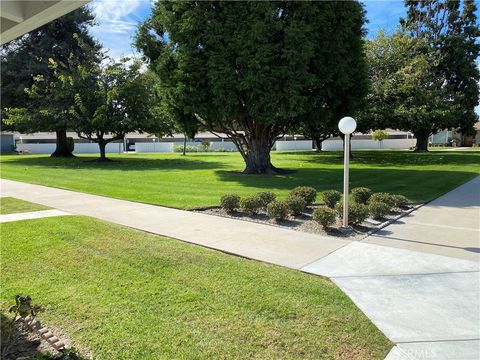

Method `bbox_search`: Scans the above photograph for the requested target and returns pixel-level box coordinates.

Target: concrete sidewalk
[364,176,480,261]
[0,178,350,269]
[0,209,72,223]
[303,176,480,359]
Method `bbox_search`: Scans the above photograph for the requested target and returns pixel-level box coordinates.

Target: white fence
[134,142,173,153]
[276,140,313,151]
[17,142,124,154]
[322,138,416,151]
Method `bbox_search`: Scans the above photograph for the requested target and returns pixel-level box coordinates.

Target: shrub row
[221,186,410,228]
[220,186,316,221]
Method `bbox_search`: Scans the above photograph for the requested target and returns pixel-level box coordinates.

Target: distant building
[0,133,15,153]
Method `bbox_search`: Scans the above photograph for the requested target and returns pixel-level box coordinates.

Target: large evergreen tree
[136,1,367,173]
[0,6,101,157]
[364,0,479,152]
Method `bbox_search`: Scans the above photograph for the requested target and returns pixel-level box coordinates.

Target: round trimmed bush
[266,200,288,221]
[240,195,262,215]
[391,194,410,209]
[312,207,336,228]
[220,194,240,212]
[322,190,341,208]
[256,191,276,208]
[289,186,317,205]
[284,195,307,215]
[351,187,372,204]
[369,192,396,208]
[368,201,390,219]
[335,202,369,225]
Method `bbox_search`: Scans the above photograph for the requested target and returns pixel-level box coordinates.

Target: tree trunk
[183,135,187,156]
[313,137,323,151]
[242,137,277,174]
[313,135,330,151]
[98,140,107,161]
[50,130,74,157]
[414,130,430,152]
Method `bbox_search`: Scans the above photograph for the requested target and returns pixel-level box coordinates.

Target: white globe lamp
[338,116,356,227]
[338,116,357,135]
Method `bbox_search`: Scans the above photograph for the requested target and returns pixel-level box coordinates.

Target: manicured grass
[0,197,50,214]
[1,216,392,359]
[1,150,479,209]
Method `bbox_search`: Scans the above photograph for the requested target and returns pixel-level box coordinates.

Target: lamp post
[338,116,357,227]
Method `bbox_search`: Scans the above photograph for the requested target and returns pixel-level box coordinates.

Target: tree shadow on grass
[0,155,227,172]
[215,167,479,203]
[293,150,480,168]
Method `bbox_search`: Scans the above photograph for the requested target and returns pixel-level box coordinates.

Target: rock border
[21,316,65,351]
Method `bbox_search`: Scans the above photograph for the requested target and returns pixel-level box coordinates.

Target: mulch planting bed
[196,204,418,240]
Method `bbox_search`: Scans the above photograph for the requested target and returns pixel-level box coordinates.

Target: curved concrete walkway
[2,177,479,359]
[302,176,480,359]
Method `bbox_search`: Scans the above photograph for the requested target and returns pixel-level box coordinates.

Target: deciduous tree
[1,7,100,157]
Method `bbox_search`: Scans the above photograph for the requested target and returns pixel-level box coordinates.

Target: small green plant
[289,186,317,205]
[351,187,372,204]
[266,200,288,221]
[3,295,45,358]
[256,191,276,208]
[372,130,389,148]
[369,192,396,208]
[312,207,336,228]
[220,194,240,212]
[240,195,263,215]
[322,190,341,208]
[335,202,369,225]
[391,194,410,208]
[284,195,307,215]
[368,201,391,219]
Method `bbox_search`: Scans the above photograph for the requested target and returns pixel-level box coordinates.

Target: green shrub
[368,201,390,219]
[256,191,276,208]
[351,187,372,204]
[289,186,317,205]
[240,195,263,215]
[312,207,336,228]
[322,190,341,208]
[391,194,410,208]
[266,200,288,221]
[369,192,396,208]
[335,202,369,225]
[220,194,240,212]
[284,195,307,215]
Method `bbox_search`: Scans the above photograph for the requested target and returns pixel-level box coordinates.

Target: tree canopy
[136,1,367,173]
[363,0,479,152]
[1,6,101,157]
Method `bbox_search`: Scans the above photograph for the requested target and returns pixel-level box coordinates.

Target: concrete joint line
[329,270,480,279]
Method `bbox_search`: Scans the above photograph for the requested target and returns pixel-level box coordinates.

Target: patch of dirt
[1,319,60,360]
[195,204,415,240]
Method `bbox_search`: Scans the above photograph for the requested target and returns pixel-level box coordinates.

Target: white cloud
[92,0,142,23]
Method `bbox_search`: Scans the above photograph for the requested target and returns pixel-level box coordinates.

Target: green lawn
[0,197,50,214]
[1,150,479,209]
[1,216,391,359]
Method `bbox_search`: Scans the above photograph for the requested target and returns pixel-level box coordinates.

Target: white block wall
[17,142,124,154]
[275,140,313,151]
[17,143,56,154]
[135,142,173,153]
[321,138,417,151]
[73,143,124,154]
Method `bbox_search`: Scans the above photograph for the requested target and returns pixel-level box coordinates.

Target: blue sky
[89,0,408,59]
